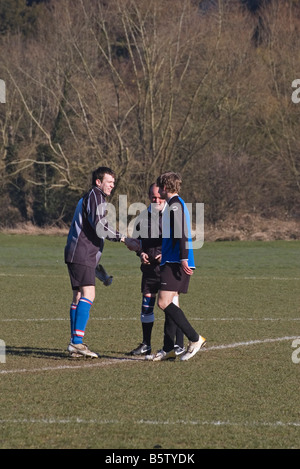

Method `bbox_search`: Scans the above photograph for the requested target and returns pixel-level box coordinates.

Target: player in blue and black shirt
[150,172,206,361]
[128,183,185,357]
[64,166,126,358]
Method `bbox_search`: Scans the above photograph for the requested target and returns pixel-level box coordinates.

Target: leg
[73,289,81,304]
[73,285,95,344]
[158,290,199,343]
[157,290,179,352]
[141,293,155,346]
[131,267,160,356]
[68,285,98,358]
[67,264,98,358]
[130,293,155,355]
[157,289,177,310]
[69,289,81,341]
[158,293,185,354]
[156,263,206,361]
[80,285,95,303]
[147,290,179,360]
[162,300,206,361]
[173,294,184,350]
[163,309,178,352]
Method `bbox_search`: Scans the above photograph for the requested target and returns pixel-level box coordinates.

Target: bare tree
[1,0,300,225]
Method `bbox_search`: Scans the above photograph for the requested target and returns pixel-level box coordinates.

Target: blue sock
[73,297,93,344]
[70,303,77,341]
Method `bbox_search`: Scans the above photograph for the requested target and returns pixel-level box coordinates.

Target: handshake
[123,237,141,252]
[96,238,141,287]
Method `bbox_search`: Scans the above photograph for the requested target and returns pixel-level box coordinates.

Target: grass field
[0,234,299,449]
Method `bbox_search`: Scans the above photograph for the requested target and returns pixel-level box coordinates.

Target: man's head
[148,183,165,211]
[156,172,182,199]
[92,166,116,196]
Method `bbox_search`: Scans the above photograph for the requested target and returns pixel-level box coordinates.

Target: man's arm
[89,189,124,241]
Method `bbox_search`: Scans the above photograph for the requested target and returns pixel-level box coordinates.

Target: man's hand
[140,252,150,264]
[181,259,194,276]
[125,238,141,251]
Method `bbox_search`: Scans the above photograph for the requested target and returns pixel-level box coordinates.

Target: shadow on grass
[6,346,67,360]
[5,346,144,361]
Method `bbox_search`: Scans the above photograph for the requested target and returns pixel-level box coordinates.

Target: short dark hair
[156,172,182,194]
[92,166,116,186]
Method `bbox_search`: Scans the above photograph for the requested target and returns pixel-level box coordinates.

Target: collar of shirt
[94,185,107,198]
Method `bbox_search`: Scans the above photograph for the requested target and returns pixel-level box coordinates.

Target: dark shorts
[67,263,96,290]
[160,263,191,294]
[141,264,161,295]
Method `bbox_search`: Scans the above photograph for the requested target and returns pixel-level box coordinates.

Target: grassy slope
[0,235,299,448]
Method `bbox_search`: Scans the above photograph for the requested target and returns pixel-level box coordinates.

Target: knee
[141,295,155,323]
[80,286,95,303]
[157,297,168,311]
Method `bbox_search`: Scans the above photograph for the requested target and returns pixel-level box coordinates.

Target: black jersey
[132,203,166,266]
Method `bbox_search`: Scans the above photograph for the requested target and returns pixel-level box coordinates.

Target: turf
[0,234,299,449]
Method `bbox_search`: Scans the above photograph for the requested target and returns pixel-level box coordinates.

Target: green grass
[0,234,300,449]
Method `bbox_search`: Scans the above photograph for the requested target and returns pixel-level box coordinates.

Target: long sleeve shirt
[132,203,166,267]
[160,195,195,268]
[64,186,122,267]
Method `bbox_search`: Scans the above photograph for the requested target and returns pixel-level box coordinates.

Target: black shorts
[141,264,161,295]
[160,263,191,294]
[67,263,96,290]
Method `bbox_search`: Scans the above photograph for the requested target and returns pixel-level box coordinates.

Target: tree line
[0,0,299,227]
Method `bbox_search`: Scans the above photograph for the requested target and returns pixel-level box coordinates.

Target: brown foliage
[0,0,299,228]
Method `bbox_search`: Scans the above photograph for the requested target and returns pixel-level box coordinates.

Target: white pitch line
[201,335,300,352]
[0,336,298,376]
[1,317,300,322]
[243,277,300,281]
[192,318,300,322]
[0,417,300,428]
[0,357,143,375]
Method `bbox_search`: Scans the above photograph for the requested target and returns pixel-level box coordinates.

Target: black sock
[175,327,184,348]
[142,322,153,346]
[164,303,199,343]
[163,313,178,352]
